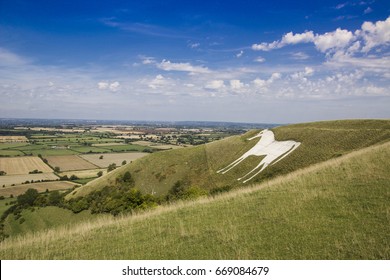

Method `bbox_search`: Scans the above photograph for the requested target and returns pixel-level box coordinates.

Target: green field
[73,119,390,198]
[0,140,388,259]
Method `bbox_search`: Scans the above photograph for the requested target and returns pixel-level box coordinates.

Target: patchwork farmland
[45,155,98,171]
[0,157,53,175]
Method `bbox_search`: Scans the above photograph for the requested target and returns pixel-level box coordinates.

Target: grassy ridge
[71,120,390,198]
[1,141,389,259]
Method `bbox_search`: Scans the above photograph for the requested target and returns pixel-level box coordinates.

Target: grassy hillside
[69,119,390,198]
[2,207,103,237]
[1,141,389,259]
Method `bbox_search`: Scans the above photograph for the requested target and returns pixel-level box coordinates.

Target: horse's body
[217,129,300,183]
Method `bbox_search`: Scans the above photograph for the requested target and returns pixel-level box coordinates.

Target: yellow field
[0,173,59,187]
[59,169,107,179]
[0,136,28,143]
[0,157,53,175]
[0,181,77,197]
[45,155,98,171]
[132,141,183,150]
[80,152,148,168]
[92,143,125,147]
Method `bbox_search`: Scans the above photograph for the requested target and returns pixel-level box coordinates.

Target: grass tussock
[1,141,389,259]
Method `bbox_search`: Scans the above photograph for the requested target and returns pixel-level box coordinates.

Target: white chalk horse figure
[217,129,300,183]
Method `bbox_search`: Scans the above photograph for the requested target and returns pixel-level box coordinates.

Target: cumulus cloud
[98,82,109,89]
[358,16,390,52]
[98,81,120,91]
[252,31,315,51]
[291,67,314,80]
[314,28,354,52]
[148,74,172,89]
[230,79,245,90]
[253,72,282,89]
[205,80,225,90]
[157,60,210,74]
[252,16,390,55]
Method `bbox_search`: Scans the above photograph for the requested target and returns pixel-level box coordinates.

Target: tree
[99,155,104,159]
[48,191,63,206]
[54,166,60,173]
[0,171,7,176]
[17,188,39,207]
[122,160,127,166]
[107,163,117,172]
[97,171,103,177]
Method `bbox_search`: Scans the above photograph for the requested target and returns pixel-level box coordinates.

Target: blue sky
[0,0,389,123]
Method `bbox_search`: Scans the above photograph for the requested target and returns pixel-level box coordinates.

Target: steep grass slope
[69,119,390,199]
[1,141,389,259]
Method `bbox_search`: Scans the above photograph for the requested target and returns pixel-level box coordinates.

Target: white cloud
[291,52,310,60]
[253,72,282,89]
[148,74,172,89]
[364,7,373,14]
[109,81,120,91]
[98,81,120,91]
[189,42,200,49]
[358,16,390,52]
[269,72,282,82]
[142,58,155,65]
[0,48,30,66]
[252,16,390,55]
[236,51,244,58]
[313,28,354,53]
[205,80,225,90]
[230,79,245,90]
[253,78,267,88]
[98,82,109,89]
[282,31,315,45]
[157,60,210,74]
[254,56,265,63]
[252,31,315,51]
[291,67,314,80]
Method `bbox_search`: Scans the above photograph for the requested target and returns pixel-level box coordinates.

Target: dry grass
[0,157,53,175]
[0,173,59,188]
[80,152,148,168]
[45,155,98,171]
[0,136,28,143]
[59,169,107,179]
[92,143,125,147]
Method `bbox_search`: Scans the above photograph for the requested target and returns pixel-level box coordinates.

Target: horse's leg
[217,156,246,174]
[270,142,300,166]
[242,162,269,183]
[237,158,268,181]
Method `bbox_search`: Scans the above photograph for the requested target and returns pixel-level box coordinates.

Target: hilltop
[68,119,390,199]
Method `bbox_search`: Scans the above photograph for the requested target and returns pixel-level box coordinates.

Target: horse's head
[247,129,268,141]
